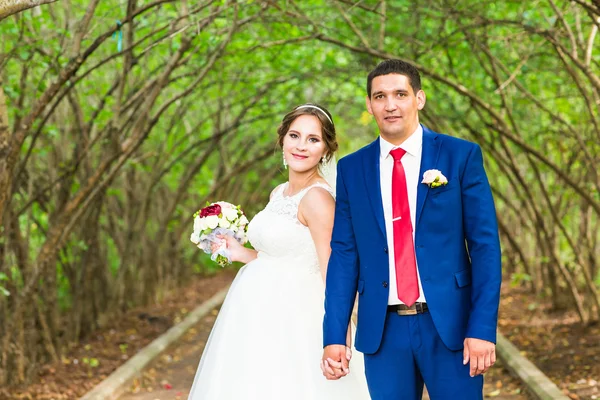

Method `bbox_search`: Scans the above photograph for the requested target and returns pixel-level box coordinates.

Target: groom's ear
[416,90,426,110]
[365,96,374,115]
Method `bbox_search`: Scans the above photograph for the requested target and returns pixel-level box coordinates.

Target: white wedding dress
[188,182,370,399]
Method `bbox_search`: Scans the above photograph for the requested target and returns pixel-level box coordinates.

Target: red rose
[200,204,221,218]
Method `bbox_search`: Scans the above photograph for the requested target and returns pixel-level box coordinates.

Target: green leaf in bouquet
[215,254,230,268]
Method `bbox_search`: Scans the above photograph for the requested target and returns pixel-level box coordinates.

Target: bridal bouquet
[190,201,249,267]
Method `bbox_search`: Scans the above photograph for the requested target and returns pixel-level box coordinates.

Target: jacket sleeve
[323,159,360,347]
[461,144,502,343]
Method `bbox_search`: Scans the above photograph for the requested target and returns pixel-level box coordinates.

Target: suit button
[384,247,388,254]
[382,281,388,288]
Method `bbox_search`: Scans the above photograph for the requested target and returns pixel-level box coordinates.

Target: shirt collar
[379,124,423,159]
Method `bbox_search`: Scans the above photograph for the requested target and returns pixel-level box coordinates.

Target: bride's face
[282,115,327,173]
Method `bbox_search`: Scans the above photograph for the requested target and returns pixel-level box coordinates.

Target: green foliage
[0,273,9,297]
[82,357,99,368]
[510,273,532,288]
[1,1,599,383]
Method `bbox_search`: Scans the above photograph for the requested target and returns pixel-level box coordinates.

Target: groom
[322,59,501,399]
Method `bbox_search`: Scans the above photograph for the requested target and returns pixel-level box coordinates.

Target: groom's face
[366,73,425,144]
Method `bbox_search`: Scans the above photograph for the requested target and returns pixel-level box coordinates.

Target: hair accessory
[296,105,333,124]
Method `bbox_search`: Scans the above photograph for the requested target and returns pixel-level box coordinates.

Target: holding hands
[321,345,352,380]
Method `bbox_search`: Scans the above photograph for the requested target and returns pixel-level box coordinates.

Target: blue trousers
[363,310,483,400]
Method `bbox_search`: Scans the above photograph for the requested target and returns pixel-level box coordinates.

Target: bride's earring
[283,151,287,169]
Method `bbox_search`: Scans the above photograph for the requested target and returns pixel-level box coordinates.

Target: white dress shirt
[380,125,427,305]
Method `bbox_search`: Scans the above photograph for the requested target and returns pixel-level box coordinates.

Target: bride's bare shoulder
[298,185,335,221]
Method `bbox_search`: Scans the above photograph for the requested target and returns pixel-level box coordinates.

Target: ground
[498,284,600,400]
[113,306,527,400]
[0,269,236,400]
[2,270,596,400]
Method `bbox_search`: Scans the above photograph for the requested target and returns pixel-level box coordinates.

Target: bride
[187,104,370,399]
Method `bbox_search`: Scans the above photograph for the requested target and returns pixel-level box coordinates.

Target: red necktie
[390,148,419,306]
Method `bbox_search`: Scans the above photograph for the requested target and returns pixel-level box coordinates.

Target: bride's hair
[276,103,338,163]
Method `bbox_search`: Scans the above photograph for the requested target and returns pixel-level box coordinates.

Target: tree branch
[0,0,57,21]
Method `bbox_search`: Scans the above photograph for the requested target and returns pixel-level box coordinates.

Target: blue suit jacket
[323,126,502,354]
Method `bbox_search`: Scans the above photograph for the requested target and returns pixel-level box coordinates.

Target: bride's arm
[298,187,335,284]
[219,235,257,264]
[232,248,258,264]
[300,189,353,349]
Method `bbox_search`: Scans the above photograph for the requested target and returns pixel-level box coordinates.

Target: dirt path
[117,309,218,400]
[117,305,528,400]
[0,271,236,400]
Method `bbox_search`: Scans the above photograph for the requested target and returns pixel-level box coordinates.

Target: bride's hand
[214,234,245,262]
[345,346,352,363]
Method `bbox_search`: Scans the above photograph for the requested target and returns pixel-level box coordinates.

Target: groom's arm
[461,144,502,344]
[323,159,359,347]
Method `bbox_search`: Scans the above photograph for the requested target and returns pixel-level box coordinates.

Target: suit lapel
[362,139,386,239]
[416,127,441,227]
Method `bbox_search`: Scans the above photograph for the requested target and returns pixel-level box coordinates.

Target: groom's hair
[367,59,422,97]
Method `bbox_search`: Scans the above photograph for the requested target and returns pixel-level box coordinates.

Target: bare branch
[334,0,371,49]
[379,0,386,50]
[585,20,598,65]
[493,55,529,94]
[570,0,600,18]
[0,0,57,20]
[334,0,384,16]
[549,0,579,58]
[70,0,100,57]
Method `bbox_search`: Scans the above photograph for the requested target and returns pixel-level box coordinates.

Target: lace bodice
[246,182,335,274]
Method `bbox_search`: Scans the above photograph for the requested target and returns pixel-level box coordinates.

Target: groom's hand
[321,345,350,380]
[463,338,496,377]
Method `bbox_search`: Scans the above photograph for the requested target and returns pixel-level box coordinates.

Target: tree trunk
[0,78,13,226]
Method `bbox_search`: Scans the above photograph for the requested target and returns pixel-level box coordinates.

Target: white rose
[218,218,231,229]
[422,169,442,184]
[204,215,219,230]
[193,216,202,232]
[239,215,249,225]
[199,218,209,231]
[223,208,238,222]
[190,232,200,244]
[216,201,234,209]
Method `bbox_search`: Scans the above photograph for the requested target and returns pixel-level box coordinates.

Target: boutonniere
[422,169,448,188]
